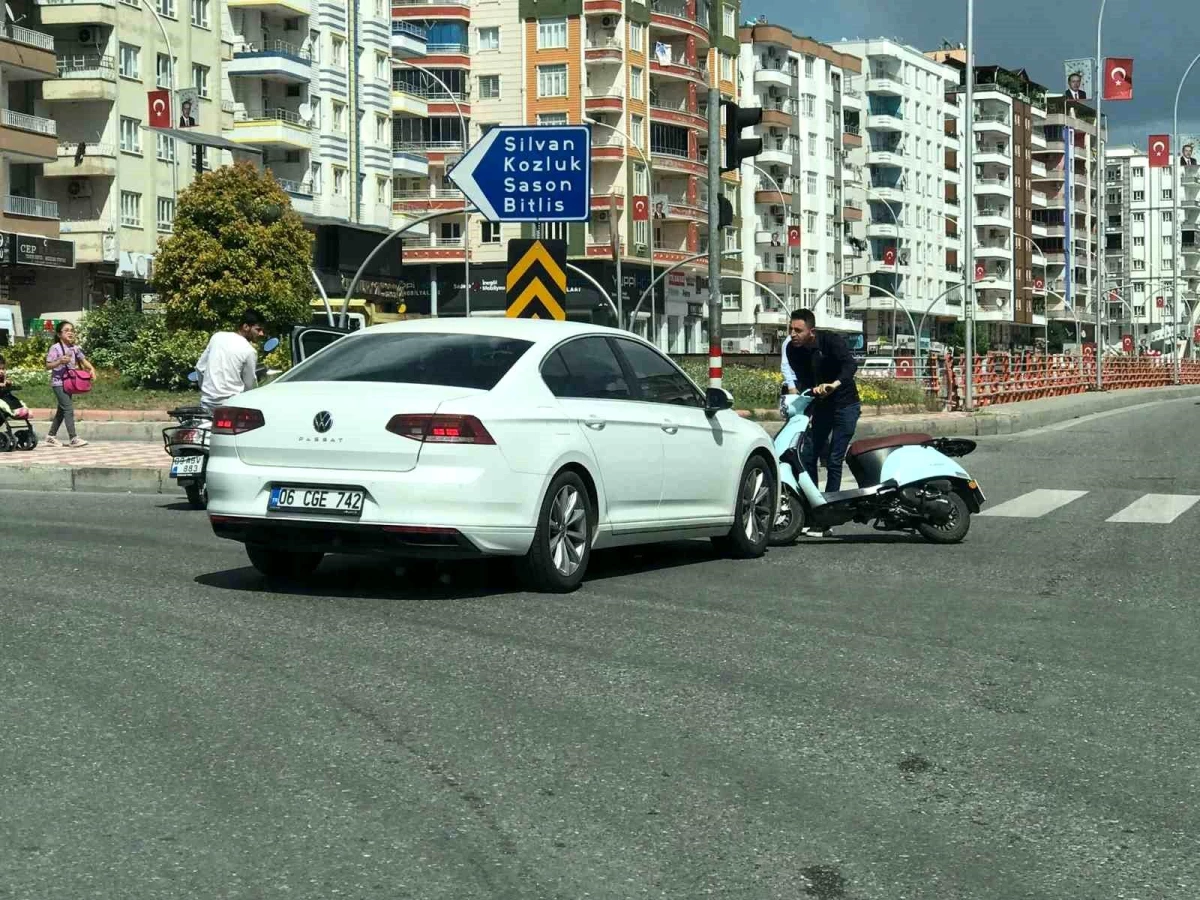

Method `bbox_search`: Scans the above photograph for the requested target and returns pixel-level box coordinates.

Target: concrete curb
[0,465,165,494]
[28,421,169,443]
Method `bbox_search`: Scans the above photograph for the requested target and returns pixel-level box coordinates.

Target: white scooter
[164,337,279,509]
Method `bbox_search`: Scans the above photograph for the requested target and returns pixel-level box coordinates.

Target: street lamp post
[1094,0,1108,389]
[1172,52,1200,384]
[394,60,472,314]
[583,116,655,337]
[963,0,977,409]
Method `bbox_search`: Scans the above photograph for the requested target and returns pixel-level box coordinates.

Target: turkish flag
[883,246,896,266]
[1194,325,1200,344]
[1149,134,1170,168]
[1104,57,1133,101]
[1109,289,1119,302]
[1157,296,1165,308]
[148,89,171,128]
[632,195,649,221]
[975,262,986,281]
[787,225,800,247]
[1034,277,1045,291]
[1121,334,1134,353]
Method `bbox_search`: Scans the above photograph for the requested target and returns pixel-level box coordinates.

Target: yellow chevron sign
[506,238,567,320]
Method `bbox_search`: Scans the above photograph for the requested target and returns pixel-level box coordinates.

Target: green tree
[1046,321,1071,352]
[152,161,312,336]
[949,321,991,355]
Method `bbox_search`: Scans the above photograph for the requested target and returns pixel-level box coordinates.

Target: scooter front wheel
[769,484,806,546]
[916,491,970,544]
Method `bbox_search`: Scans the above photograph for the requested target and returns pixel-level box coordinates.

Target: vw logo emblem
[313,411,333,433]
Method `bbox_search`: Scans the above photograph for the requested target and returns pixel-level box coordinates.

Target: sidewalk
[6,384,1200,494]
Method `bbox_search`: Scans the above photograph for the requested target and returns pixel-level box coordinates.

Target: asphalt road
[3,396,1200,899]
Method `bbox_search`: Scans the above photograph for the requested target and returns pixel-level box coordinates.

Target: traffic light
[722,100,762,173]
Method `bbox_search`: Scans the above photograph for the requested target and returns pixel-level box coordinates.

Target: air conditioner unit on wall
[67,179,92,198]
[601,15,616,28]
[595,210,609,221]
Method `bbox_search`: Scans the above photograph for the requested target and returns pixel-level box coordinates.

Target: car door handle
[661,422,679,435]
[584,417,606,431]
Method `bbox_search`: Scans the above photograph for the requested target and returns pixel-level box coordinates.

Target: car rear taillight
[212,407,266,435]
[385,414,496,445]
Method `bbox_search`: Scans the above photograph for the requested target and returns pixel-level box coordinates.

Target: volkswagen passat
[206,319,778,592]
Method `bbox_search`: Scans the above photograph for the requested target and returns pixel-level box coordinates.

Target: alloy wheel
[741,466,772,544]
[549,484,587,577]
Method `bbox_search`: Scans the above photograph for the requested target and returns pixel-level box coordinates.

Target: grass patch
[10,370,195,412]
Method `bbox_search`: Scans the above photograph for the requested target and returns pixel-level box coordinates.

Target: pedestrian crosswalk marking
[1105,493,1200,524]
[979,489,1089,518]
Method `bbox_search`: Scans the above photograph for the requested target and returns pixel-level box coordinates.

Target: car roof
[353,317,634,347]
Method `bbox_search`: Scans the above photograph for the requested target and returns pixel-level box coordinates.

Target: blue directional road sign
[448,125,591,224]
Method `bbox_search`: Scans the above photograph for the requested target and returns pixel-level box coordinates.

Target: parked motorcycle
[770,390,985,545]
[164,337,280,509]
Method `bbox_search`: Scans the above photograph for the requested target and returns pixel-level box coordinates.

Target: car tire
[713,455,775,559]
[916,491,971,544]
[0,432,11,452]
[246,544,324,580]
[517,470,592,593]
[184,482,208,510]
[769,484,806,546]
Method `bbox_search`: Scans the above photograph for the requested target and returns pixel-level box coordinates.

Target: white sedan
[206,318,778,592]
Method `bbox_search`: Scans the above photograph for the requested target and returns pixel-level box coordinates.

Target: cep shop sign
[0,232,75,269]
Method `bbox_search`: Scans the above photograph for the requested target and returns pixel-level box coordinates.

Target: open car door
[291,324,354,364]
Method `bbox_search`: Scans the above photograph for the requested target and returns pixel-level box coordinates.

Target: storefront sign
[0,232,75,269]
[117,251,153,279]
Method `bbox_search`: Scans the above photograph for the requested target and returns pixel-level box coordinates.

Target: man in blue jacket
[781,309,861,515]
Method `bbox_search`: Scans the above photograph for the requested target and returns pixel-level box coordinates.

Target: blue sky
[741,0,1197,146]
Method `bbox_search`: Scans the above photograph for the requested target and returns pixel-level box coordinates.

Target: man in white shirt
[196,309,266,412]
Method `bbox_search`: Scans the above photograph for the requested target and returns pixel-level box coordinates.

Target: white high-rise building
[727,21,863,354]
[834,38,963,346]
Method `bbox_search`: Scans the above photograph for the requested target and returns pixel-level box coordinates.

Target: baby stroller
[0,383,37,452]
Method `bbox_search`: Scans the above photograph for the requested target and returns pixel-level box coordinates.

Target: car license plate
[268,486,365,517]
[170,456,204,478]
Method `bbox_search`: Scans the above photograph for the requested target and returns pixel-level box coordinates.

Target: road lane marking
[979,489,1089,518]
[1106,494,1200,524]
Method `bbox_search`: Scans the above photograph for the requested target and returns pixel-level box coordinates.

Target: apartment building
[1031,93,1105,340]
[835,38,962,346]
[1104,144,1196,346]
[388,0,745,350]
[0,1,71,331]
[929,52,1048,348]
[23,0,229,316]
[725,19,863,354]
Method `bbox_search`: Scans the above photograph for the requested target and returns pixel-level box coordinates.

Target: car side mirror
[705,387,734,417]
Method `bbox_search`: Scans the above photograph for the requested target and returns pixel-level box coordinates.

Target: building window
[804,55,814,78]
[537,64,568,98]
[156,53,173,89]
[806,172,817,195]
[805,210,816,232]
[806,250,817,273]
[375,113,387,143]
[156,0,175,18]
[631,66,643,99]
[1164,211,1173,222]
[156,132,175,161]
[1134,211,1145,222]
[375,51,388,81]
[478,26,499,50]
[157,197,175,232]
[1133,190,1144,201]
[722,3,735,34]
[630,22,644,52]
[119,116,141,154]
[630,114,644,144]
[119,43,140,79]
[1163,189,1173,201]
[332,101,346,131]
[333,167,346,195]
[191,0,208,26]
[478,74,500,99]
[802,94,815,116]
[377,176,389,204]
[481,221,501,244]
[825,137,834,160]
[1131,166,1144,178]
[331,35,345,65]
[537,112,568,126]
[720,53,732,82]
[192,63,209,97]
[537,17,567,49]
[441,221,463,242]
[121,191,142,227]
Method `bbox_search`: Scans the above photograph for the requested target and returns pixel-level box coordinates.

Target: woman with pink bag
[44,321,96,448]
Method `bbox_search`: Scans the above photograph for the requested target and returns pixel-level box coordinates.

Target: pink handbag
[62,366,92,395]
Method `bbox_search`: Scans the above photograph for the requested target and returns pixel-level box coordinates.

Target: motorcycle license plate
[268,485,365,517]
[170,456,204,478]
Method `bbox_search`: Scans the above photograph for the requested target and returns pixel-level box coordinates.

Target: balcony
[758,145,792,167]
[866,72,903,96]
[974,147,1010,167]
[43,140,116,177]
[867,147,904,168]
[0,108,57,161]
[390,21,427,58]
[4,194,59,220]
[867,222,899,239]
[650,144,704,177]
[649,99,705,131]
[0,24,57,80]
[401,234,467,261]
[45,54,115,102]
[756,268,791,287]
[975,177,1012,198]
[584,89,624,115]
[228,40,313,83]
[973,113,1011,136]
[650,50,704,85]
[869,183,903,204]
[589,130,625,163]
[228,108,312,149]
[649,0,710,46]
[867,112,903,132]
[389,0,471,20]
[1031,190,1048,208]
[37,0,118,28]
[585,36,623,64]
[275,177,313,216]
[975,242,1013,262]
[1031,131,1047,150]
[975,207,1010,229]
[227,0,311,13]
[754,63,792,90]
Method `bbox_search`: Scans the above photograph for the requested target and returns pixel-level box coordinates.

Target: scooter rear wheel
[769,484,806,546]
[916,491,970,544]
[184,482,208,510]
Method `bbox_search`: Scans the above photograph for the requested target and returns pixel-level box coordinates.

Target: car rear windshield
[285,332,534,390]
